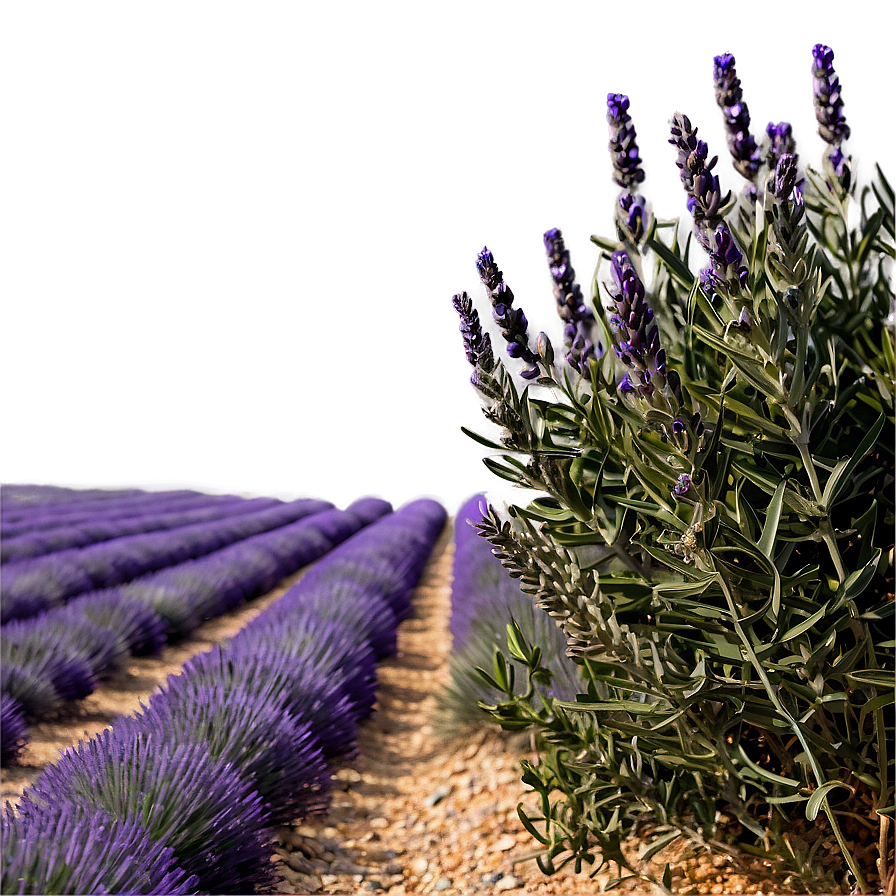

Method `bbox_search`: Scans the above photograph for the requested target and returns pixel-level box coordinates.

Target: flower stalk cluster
[713,53,762,181]
[452,292,495,385]
[669,113,728,249]
[543,228,598,372]
[812,44,851,189]
[476,248,541,380]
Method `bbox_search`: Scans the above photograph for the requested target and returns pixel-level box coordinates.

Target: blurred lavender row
[1,488,214,533]
[438,494,580,734]
[1,495,283,564]
[0,485,151,512]
[0,498,331,623]
[0,498,393,765]
[3,499,447,894]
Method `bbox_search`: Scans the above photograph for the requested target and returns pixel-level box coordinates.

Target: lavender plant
[452,45,893,894]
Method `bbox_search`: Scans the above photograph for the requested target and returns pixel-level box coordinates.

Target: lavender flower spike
[713,53,762,181]
[812,44,850,146]
[669,113,728,249]
[766,122,798,171]
[543,228,599,372]
[702,222,749,299]
[452,292,495,375]
[606,94,645,190]
[812,44,851,190]
[476,247,540,380]
[606,250,667,400]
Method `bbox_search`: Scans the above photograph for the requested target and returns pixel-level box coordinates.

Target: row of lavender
[1,488,213,533]
[1,485,166,512]
[1,493,285,564]
[437,494,580,733]
[0,498,339,623]
[0,497,392,765]
[2,499,447,895]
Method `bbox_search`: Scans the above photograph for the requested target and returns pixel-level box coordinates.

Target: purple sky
[2,1,891,511]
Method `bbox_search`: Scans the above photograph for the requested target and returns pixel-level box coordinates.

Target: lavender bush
[452,46,893,894]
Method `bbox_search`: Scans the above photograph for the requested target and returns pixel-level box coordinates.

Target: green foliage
[454,136,894,893]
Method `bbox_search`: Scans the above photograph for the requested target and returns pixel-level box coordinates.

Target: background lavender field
[1,1,892,508]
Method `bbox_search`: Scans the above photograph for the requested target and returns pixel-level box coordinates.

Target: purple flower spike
[766,121,798,171]
[452,292,495,379]
[606,251,670,402]
[769,153,799,201]
[812,44,850,146]
[702,222,749,298]
[669,114,727,249]
[673,473,692,497]
[543,228,598,372]
[713,53,762,180]
[476,247,542,377]
[606,93,645,189]
[617,192,647,243]
[618,372,636,395]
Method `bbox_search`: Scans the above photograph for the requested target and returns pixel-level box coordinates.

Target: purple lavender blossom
[766,121,798,171]
[618,372,636,395]
[617,192,647,243]
[812,44,850,146]
[543,228,599,372]
[812,44,852,189]
[605,251,666,400]
[476,248,540,379]
[673,473,692,497]
[452,292,495,376]
[768,153,799,201]
[702,222,749,298]
[669,114,727,249]
[606,93,645,190]
[713,53,762,180]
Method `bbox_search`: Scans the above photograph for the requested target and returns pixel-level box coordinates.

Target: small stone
[494,875,521,892]
[435,878,452,891]
[409,857,428,875]
[424,785,452,807]
[385,863,403,875]
[321,875,338,886]
[369,816,389,829]
[496,835,516,852]
[364,881,384,892]
[285,853,315,875]
[421,872,433,884]
[332,859,368,876]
